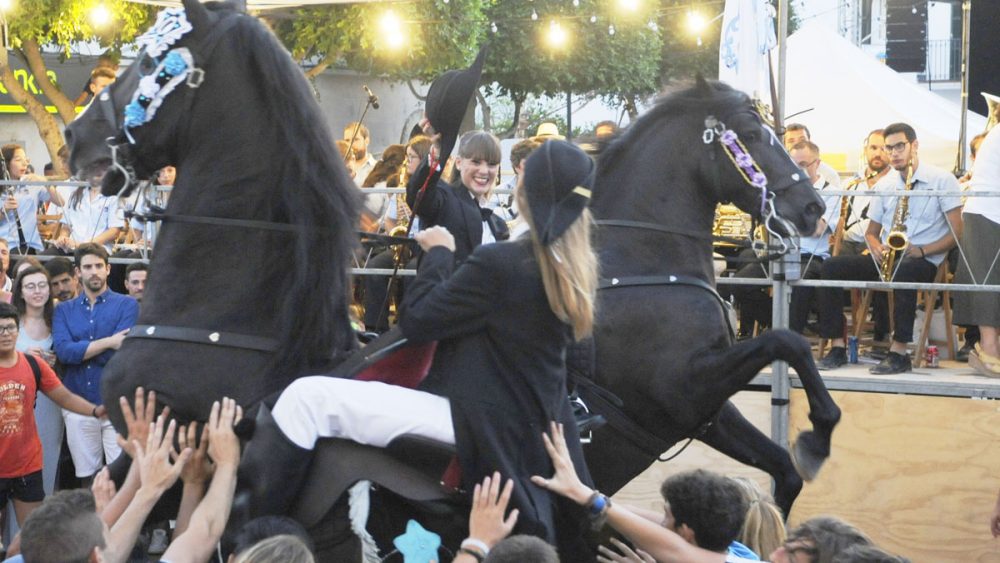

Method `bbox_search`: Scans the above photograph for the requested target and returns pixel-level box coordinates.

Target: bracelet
[585,490,612,530]
[91,406,98,418]
[919,247,926,257]
[460,538,490,556]
[457,547,485,562]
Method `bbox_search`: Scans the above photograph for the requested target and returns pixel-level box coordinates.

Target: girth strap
[596,219,712,241]
[599,273,736,343]
[129,324,279,353]
[570,372,673,459]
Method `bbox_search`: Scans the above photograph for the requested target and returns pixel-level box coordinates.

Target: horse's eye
[743,132,759,143]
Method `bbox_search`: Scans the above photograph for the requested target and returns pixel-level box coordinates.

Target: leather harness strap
[129,324,279,353]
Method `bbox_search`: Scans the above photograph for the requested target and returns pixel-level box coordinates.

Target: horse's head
[66,0,242,196]
[693,79,824,237]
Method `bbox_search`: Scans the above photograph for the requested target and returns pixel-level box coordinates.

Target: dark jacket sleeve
[406,158,445,222]
[399,245,501,343]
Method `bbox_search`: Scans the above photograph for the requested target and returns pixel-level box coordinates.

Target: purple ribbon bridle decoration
[703,116,769,215]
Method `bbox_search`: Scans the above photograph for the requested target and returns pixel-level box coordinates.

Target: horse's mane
[599,80,750,172]
[230,14,360,371]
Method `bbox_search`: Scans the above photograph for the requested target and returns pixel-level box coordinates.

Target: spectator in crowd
[534,122,565,141]
[233,535,314,563]
[0,239,12,303]
[954,124,1000,377]
[17,489,105,563]
[44,257,78,303]
[124,263,148,303]
[344,122,377,184]
[226,516,314,563]
[12,258,42,279]
[128,166,175,250]
[48,160,124,254]
[11,267,60,499]
[816,123,963,375]
[730,141,840,337]
[484,536,559,562]
[0,302,105,529]
[52,244,139,485]
[769,516,872,563]
[730,477,785,560]
[658,469,757,560]
[0,145,62,255]
[73,66,116,107]
[830,544,910,563]
[953,132,989,362]
[783,123,841,188]
[335,139,358,180]
[594,120,618,139]
[533,422,748,562]
[494,138,542,229]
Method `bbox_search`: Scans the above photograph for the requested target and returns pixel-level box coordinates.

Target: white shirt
[818,161,841,189]
[965,126,1000,225]
[58,188,125,250]
[800,178,841,259]
[843,169,899,243]
[353,154,378,187]
[868,162,963,266]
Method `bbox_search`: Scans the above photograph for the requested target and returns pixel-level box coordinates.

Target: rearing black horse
[583,79,841,514]
[64,0,360,433]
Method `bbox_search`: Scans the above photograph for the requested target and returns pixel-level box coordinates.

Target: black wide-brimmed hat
[523,140,595,245]
[424,47,486,160]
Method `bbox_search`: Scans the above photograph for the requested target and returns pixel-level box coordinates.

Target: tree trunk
[22,40,77,126]
[623,94,639,121]
[475,90,491,133]
[497,94,524,139]
[305,51,339,79]
[0,48,68,177]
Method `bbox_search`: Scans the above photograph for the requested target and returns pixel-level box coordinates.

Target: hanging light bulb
[491,21,497,33]
[590,14,597,23]
[608,24,615,35]
[647,20,658,32]
[572,0,579,6]
[531,8,538,20]
[696,36,703,46]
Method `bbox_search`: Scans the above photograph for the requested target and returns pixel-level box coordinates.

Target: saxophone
[879,160,914,281]
[389,191,412,267]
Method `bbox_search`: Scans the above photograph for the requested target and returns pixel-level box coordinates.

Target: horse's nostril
[805,202,822,218]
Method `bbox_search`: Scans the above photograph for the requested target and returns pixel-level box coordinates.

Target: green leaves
[8,0,154,52]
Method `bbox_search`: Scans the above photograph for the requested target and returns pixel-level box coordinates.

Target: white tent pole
[955,0,971,176]
[775,0,788,131]
[770,0,790,453]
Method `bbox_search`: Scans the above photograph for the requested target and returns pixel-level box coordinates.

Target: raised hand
[91,467,117,515]
[116,387,169,459]
[597,538,656,563]
[468,472,519,549]
[206,398,242,469]
[133,414,191,495]
[175,423,214,485]
[530,422,592,506]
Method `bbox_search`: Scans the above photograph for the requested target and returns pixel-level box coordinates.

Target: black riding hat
[424,47,486,160]
[523,140,595,245]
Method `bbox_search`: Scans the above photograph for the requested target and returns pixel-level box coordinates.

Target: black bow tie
[480,207,494,221]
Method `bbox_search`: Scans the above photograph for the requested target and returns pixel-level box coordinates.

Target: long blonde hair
[234,535,314,563]
[731,477,786,558]
[516,184,598,340]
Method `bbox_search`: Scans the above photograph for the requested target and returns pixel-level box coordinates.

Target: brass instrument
[879,161,914,280]
[831,170,878,255]
[713,204,754,244]
[389,193,412,267]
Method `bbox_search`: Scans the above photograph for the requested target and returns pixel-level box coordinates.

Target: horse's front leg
[698,401,802,516]
[684,330,841,481]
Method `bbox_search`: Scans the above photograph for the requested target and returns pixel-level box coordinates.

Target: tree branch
[407,78,427,101]
[304,51,339,79]
[0,48,68,176]
[22,39,76,126]
[475,89,491,133]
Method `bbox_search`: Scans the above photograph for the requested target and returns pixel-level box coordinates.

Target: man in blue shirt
[52,243,138,483]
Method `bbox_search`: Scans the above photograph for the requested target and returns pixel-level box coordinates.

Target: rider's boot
[236,404,313,519]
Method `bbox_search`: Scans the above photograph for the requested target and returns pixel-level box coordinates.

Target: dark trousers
[730,253,825,334]
[362,250,417,332]
[836,239,890,340]
[818,254,938,344]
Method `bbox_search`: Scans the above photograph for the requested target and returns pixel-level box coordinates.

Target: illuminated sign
[0,51,97,114]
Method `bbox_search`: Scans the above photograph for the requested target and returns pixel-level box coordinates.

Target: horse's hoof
[791,430,827,481]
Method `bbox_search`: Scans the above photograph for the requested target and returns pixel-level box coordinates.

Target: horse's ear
[695,73,712,95]
[228,0,247,13]
[182,0,212,30]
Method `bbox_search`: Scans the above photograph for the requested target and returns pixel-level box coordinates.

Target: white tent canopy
[782,22,986,173]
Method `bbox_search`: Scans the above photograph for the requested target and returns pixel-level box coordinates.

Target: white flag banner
[718,0,777,99]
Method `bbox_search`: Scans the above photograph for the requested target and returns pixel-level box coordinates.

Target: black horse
[64,0,360,434]
[582,79,841,514]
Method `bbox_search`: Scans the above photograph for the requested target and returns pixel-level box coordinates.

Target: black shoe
[237,405,313,518]
[956,342,974,363]
[870,351,912,375]
[818,347,848,370]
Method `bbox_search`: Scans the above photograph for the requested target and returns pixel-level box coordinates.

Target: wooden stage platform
[610,360,1000,562]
